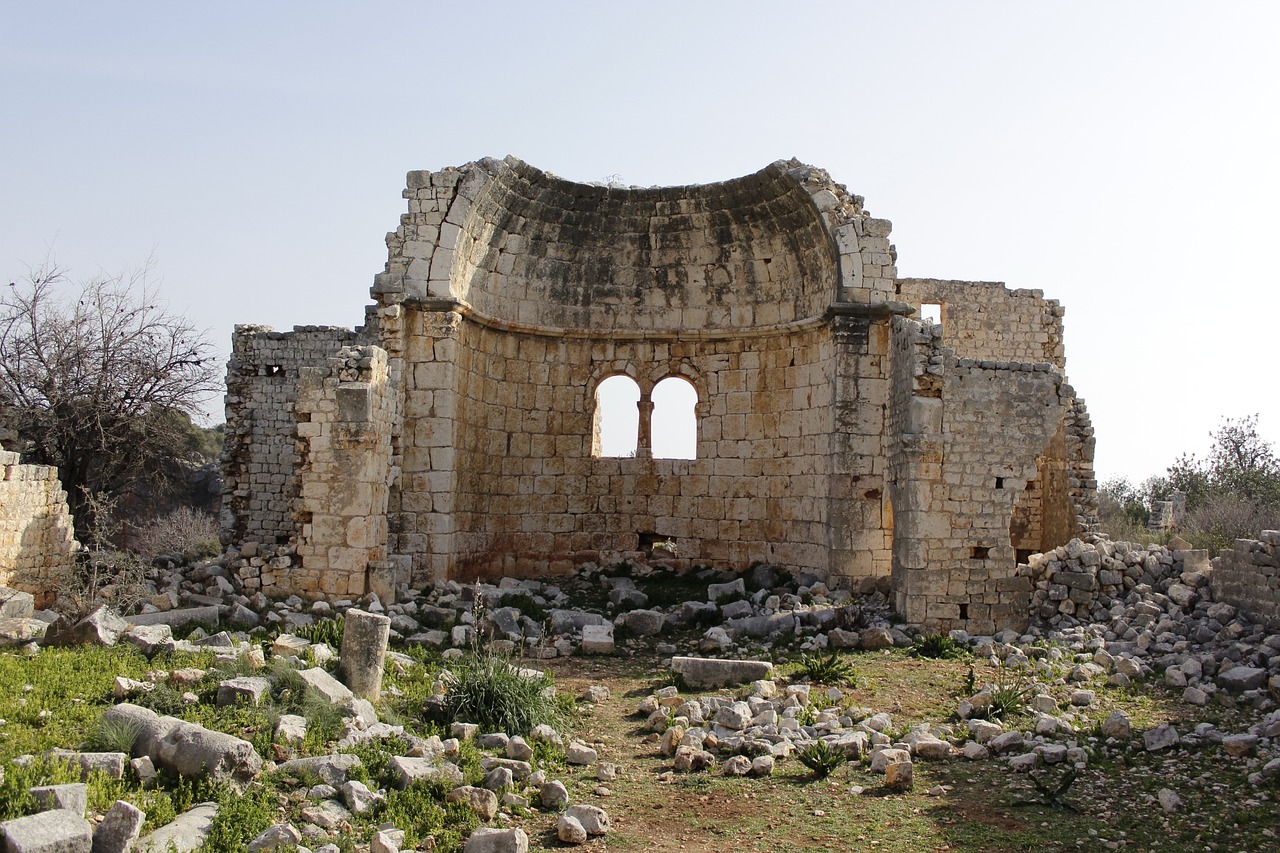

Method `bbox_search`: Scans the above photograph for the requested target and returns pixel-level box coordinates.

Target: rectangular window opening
[920,302,943,328]
[1015,548,1035,564]
[995,477,1005,489]
[958,603,969,620]
[971,546,990,560]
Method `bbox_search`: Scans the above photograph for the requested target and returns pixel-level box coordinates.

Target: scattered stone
[216,677,271,708]
[0,809,93,853]
[247,823,302,852]
[1143,724,1180,752]
[885,759,913,791]
[557,814,588,845]
[30,783,87,816]
[137,802,218,853]
[563,805,610,836]
[540,781,569,809]
[92,800,145,853]
[462,827,528,853]
[670,657,773,689]
[565,742,597,765]
[447,786,499,821]
[338,608,391,701]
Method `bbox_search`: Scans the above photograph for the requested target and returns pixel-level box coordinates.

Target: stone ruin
[0,439,76,601]
[220,156,1100,634]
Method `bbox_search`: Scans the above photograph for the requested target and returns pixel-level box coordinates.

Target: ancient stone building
[221,157,1097,632]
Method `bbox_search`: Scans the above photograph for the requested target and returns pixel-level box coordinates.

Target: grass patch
[439,652,565,736]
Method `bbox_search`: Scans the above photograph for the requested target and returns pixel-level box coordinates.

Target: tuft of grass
[796,651,855,685]
[912,633,970,660]
[797,739,846,778]
[440,651,565,736]
[87,714,144,754]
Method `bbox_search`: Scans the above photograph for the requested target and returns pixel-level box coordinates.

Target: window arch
[592,374,640,457]
[651,375,697,459]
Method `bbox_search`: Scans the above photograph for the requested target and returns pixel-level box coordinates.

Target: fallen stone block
[671,656,773,689]
[580,623,615,654]
[137,803,218,853]
[45,751,127,781]
[0,587,35,621]
[100,704,261,783]
[298,667,354,704]
[43,607,127,648]
[216,677,272,708]
[463,827,528,853]
[277,754,363,786]
[127,606,221,633]
[0,617,48,647]
[0,808,93,853]
[29,783,87,816]
[92,800,145,853]
[388,756,464,789]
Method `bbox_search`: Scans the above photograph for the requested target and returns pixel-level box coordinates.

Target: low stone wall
[1211,533,1280,630]
[1019,538,1210,625]
[0,444,77,596]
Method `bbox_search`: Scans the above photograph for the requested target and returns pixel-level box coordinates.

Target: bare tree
[0,258,220,535]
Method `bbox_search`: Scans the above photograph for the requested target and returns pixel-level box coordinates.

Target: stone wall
[1211,533,1280,629]
[0,443,77,595]
[894,279,1064,366]
[221,156,1094,634]
[889,316,1070,633]
[221,325,361,546]
[372,157,903,586]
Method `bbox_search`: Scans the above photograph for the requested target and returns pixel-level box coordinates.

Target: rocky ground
[0,535,1277,852]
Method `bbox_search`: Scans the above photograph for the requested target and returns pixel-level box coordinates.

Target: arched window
[592,375,640,457]
[651,376,697,459]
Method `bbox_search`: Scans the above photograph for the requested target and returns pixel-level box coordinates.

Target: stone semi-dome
[416,156,854,333]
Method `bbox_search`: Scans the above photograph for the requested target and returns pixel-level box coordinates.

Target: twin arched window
[593,375,697,459]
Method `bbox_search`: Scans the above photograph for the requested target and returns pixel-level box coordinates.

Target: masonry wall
[889,316,1066,633]
[0,445,77,596]
[374,156,901,585]
[222,325,360,546]
[895,279,1065,366]
[1210,532,1280,629]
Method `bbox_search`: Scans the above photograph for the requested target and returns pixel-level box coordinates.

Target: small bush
[797,740,845,778]
[132,506,222,559]
[440,652,565,736]
[796,651,854,685]
[912,633,969,660]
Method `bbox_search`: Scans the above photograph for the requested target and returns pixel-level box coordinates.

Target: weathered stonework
[0,441,77,595]
[221,156,1096,632]
[1210,532,1280,630]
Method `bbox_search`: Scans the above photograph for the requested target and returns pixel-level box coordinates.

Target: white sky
[3,1,1277,485]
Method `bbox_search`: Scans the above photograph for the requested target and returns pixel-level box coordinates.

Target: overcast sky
[3,1,1277,485]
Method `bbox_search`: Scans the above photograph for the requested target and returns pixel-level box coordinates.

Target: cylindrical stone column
[338,608,391,701]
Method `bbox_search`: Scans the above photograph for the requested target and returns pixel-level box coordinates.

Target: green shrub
[440,652,565,736]
[796,651,854,685]
[291,616,345,649]
[797,740,845,778]
[911,633,969,660]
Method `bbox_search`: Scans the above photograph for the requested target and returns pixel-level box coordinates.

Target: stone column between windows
[636,395,654,459]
